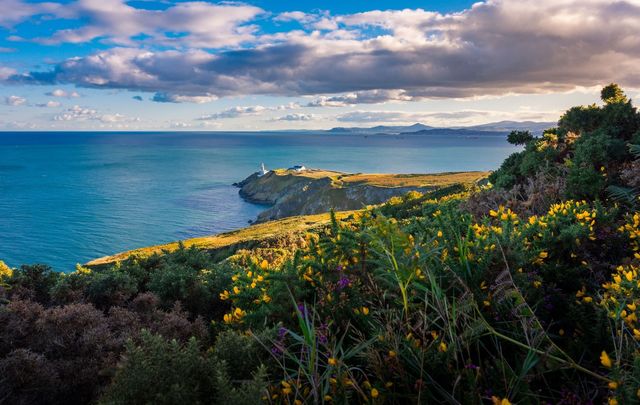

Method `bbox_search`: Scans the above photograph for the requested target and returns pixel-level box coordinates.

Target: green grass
[86,211,360,267]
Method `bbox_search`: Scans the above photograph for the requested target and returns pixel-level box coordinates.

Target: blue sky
[0,0,638,130]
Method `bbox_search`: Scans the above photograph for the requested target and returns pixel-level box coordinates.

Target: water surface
[0,131,520,270]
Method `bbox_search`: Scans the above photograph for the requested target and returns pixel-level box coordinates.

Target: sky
[0,0,639,131]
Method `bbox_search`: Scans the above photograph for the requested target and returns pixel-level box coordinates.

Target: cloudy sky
[0,0,639,130]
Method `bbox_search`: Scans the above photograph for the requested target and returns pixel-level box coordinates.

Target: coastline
[86,169,487,266]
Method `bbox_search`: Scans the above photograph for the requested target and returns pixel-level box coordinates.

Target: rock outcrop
[237,169,441,223]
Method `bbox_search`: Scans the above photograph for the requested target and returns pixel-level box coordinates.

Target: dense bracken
[1,84,640,404]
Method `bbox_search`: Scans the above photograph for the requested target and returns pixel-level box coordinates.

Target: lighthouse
[258,163,268,176]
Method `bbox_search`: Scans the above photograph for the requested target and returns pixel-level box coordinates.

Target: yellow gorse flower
[600,351,613,368]
[491,397,512,405]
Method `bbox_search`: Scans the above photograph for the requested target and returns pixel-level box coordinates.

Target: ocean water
[0,131,520,271]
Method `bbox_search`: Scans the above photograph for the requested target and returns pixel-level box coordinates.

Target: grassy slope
[86,211,359,267]
[272,169,489,188]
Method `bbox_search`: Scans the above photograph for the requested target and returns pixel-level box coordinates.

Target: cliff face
[238,169,439,223]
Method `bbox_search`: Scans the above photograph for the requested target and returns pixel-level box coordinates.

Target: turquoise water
[0,131,520,271]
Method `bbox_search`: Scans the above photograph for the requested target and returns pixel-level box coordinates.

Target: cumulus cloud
[307,90,414,107]
[274,11,316,24]
[276,113,316,121]
[197,105,268,120]
[197,103,300,120]
[151,92,217,104]
[35,100,62,108]
[170,121,193,129]
[15,0,263,48]
[0,0,62,28]
[0,67,16,80]
[10,0,640,101]
[53,105,98,121]
[3,95,27,106]
[53,104,138,123]
[46,89,80,98]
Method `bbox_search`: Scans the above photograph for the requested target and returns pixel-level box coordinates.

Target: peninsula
[236,168,488,223]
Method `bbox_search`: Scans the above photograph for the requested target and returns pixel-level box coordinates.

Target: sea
[0,131,521,271]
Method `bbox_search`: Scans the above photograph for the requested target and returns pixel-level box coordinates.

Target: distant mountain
[328,123,433,134]
[399,128,507,137]
[460,121,555,135]
[327,121,555,136]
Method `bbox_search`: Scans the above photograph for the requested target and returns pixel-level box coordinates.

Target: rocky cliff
[236,169,487,223]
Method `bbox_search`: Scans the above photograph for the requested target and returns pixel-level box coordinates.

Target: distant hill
[328,123,433,134]
[460,120,555,135]
[399,128,507,136]
[327,120,554,135]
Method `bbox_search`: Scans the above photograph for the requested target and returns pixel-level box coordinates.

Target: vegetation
[1,84,640,403]
[87,211,360,267]
[269,169,489,188]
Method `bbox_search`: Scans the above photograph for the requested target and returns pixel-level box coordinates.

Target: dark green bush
[99,331,267,405]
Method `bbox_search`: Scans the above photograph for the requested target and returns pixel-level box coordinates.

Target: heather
[1,84,640,403]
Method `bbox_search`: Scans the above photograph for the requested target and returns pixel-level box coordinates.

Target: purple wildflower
[337,276,350,290]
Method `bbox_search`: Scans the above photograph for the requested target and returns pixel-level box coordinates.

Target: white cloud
[0,67,16,80]
[0,0,62,28]
[13,0,640,102]
[53,105,97,121]
[46,89,80,98]
[198,105,268,120]
[53,104,139,123]
[274,11,315,24]
[197,103,300,120]
[276,113,316,121]
[3,95,27,106]
[20,0,263,48]
[170,121,193,129]
[152,92,217,104]
[35,100,62,108]
[308,90,414,107]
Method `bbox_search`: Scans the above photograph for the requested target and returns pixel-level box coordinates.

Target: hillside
[86,211,359,267]
[237,168,487,222]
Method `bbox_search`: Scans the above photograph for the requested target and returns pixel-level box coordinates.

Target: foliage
[3,84,640,404]
[507,130,534,145]
[491,84,639,201]
[99,331,268,405]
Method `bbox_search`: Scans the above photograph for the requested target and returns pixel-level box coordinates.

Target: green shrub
[100,331,267,405]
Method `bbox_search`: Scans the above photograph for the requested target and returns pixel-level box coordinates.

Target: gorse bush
[1,84,640,403]
[490,83,640,202]
[100,331,268,405]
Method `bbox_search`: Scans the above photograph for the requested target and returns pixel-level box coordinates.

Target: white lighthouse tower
[258,162,268,176]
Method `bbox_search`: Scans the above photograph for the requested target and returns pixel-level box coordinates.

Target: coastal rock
[237,168,440,223]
